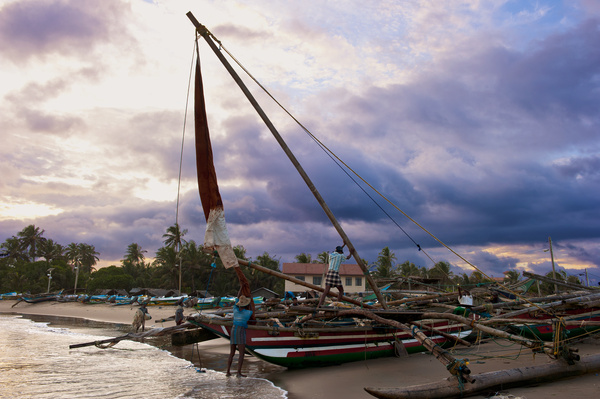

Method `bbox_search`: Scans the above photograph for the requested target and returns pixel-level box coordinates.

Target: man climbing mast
[317,244,354,308]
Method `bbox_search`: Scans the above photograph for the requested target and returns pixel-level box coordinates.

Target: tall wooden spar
[187,12,388,309]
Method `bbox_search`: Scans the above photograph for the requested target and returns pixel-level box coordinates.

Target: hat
[335,246,344,254]
[237,295,251,307]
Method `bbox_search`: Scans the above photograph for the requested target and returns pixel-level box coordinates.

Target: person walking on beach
[317,244,353,308]
[175,299,184,325]
[132,302,151,333]
[226,295,253,377]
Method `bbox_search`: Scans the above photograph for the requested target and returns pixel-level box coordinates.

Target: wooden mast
[186,12,388,309]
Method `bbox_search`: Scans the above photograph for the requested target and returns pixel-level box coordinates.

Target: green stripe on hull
[248,347,396,368]
[516,325,600,341]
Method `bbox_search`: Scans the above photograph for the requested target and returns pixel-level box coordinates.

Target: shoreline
[3,299,600,399]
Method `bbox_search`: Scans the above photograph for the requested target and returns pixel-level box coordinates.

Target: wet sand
[2,299,600,399]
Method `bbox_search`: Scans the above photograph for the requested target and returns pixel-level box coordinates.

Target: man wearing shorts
[317,245,353,308]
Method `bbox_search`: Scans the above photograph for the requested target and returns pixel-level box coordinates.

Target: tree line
[1,226,579,297]
[366,246,582,295]
[0,224,285,297]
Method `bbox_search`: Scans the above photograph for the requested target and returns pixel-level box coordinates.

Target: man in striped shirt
[317,244,353,308]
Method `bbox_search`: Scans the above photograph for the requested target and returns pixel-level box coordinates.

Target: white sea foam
[0,315,287,399]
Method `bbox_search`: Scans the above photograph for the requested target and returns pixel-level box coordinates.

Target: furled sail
[194,48,239,271]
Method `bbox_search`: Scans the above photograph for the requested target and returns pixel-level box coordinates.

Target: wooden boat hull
[191,317,472,368]
[508,308,600,341]
[21,294,58,303]
[364,353,600,399]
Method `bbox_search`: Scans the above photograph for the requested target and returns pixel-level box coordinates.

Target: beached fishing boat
[191,311,472,368]
[192,295,265,310]
[20,293,58,303]
[506,307,600,341]
[0,292,19,300]
[182,12,479,370]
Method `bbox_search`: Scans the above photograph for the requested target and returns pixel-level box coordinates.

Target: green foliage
[0,225,90,294]
[372,247,397,278]
[503,270,522,285]
[88,266,135,291]
[316,251,328,264]
[294,252,312,263]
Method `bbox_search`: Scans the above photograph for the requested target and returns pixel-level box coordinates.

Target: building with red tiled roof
[282,263,366,294]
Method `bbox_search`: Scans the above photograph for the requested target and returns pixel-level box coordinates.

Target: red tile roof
[282,263,363,276]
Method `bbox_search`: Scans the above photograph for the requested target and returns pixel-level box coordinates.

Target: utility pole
[585,269,590,287]
[548,237,558,294]
[46,268,54,294]
[74,263,80,294]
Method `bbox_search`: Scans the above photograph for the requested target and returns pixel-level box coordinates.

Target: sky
[1,0,599,284]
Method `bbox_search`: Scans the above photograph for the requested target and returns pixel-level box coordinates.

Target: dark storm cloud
[10,199,179,263]
[461,250,520,277]
[178,15,600,272]
[496,18,600,118]
[0,0,134,63]
[278,18,600,259]
[554,155,600,182]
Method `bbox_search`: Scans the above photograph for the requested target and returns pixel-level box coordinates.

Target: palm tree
[65,243,81,269]
[162,224,188,292]
[429,261,454,288]
[397,261,420,289]
[295,253,312,263]
[39,239,64,265]
[469,270,487,286]
[124,243,147,266]
[372,247,397,278]
[162,223,188,249]
[153,246,179,289]
[181,240,212,292]
[78,243,99,274]
[503,270,522,286]
[1,236,28,263]
[317,251,329,264]
[17,225,45,262]
[398,261,420,277]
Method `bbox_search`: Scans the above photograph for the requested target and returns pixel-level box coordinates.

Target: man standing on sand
[132,302,150,333]
[226,295,253,377]
[317,244,353,308]
[175,299,185,325]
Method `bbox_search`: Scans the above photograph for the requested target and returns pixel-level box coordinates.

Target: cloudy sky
[1,0,599,284]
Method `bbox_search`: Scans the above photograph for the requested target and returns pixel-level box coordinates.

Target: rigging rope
[176,39,197,227]
[195,27,554,316]
[212,33,435,264]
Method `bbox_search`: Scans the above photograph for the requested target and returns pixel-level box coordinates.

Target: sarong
[325,269,342,286]
[230,325,247,345]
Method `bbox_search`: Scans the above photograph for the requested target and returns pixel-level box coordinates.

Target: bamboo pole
[523,271,599,292]
[186,11,388,309]
[300,308,475,382]
[489,292,600,320]
[410,320,472,347]
[69,322,195,349]
[419,312,556,356]
[376,292,458,307]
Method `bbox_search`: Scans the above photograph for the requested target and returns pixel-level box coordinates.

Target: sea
[0,314,288,399]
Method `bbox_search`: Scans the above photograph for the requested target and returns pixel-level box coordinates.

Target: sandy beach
[2,299,600,399]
